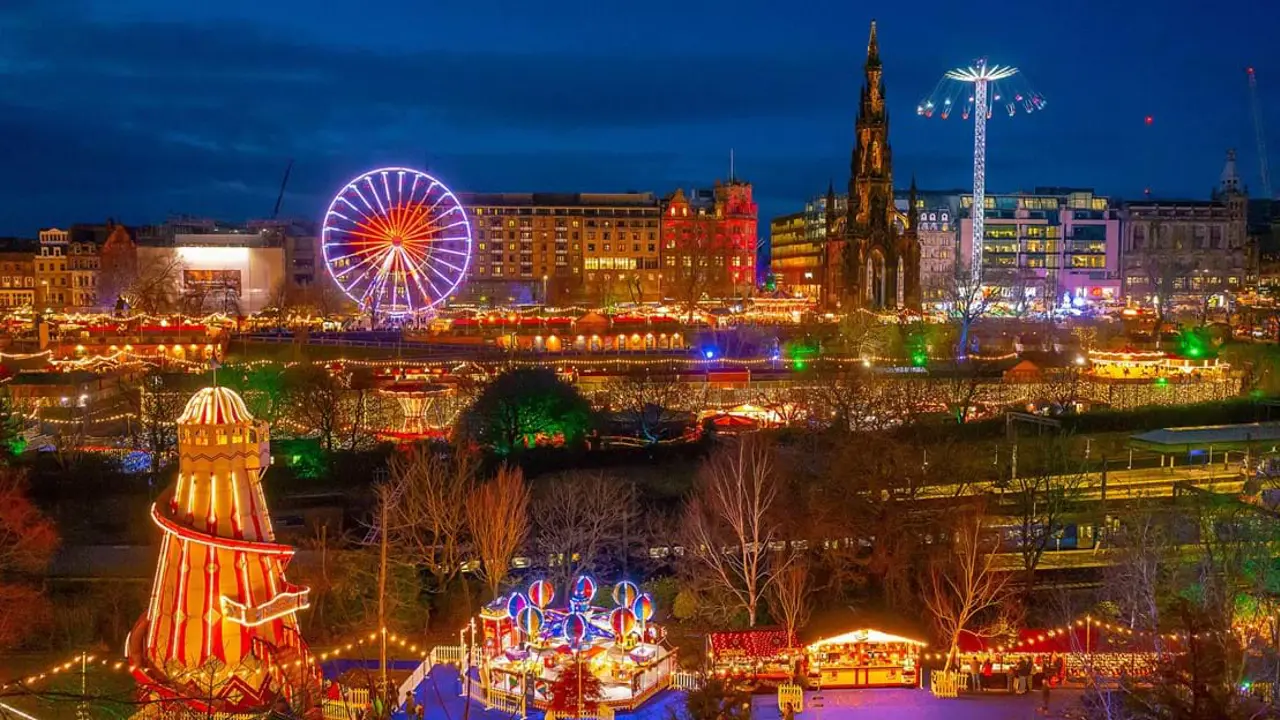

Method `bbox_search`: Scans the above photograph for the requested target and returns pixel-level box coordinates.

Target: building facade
[98,224,138,309]
[958,188,1122,306]
[662,180,758,302]
[459,192,662,305]
[913,204,958,300]
[767,211,816,296]
[1121,151,1250,304]
[825,22,920,310]
[136,227,286,315]
[0,239,36,308]
[68,235,100,309]
[35,228,73,310]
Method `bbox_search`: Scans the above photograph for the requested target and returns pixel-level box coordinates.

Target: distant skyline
[0,0,1277,235]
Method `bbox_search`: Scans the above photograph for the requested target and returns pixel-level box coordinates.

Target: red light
[1144,115,1154,125]
[1248,67,1255,75]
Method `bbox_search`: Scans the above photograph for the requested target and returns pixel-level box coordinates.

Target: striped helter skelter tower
[129,386,315,713]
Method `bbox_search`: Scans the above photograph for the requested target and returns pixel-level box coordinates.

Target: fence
[777,683,803,713]
[546,707,615,720]
[928,671,963,699]
[483,685,526,718]
[668,671,704,692]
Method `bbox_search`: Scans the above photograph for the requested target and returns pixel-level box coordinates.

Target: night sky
[1,0,1277,236]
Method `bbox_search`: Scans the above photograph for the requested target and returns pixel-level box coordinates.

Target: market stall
[706,628,800,686]
[805,629,923,688]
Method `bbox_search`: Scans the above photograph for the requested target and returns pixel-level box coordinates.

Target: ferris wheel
[321,166,472,317]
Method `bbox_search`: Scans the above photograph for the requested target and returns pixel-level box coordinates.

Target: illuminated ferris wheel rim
[320,166,473,318]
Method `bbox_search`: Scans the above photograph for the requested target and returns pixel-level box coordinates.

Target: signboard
[184,269,241,295]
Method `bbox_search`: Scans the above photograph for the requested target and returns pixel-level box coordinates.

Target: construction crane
[1247,67,1273,199]
[271,158,294,220]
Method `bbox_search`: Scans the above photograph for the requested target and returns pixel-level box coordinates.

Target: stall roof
[808,629,925,648]
[1129,422,1280,454]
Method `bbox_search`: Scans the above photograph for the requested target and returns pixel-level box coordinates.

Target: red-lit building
[662,180,758,301]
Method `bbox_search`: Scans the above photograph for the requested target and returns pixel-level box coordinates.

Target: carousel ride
[377,380,458,440]
[479,576,676,710]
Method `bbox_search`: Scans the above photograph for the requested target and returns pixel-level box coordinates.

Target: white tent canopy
[807,629,926,649]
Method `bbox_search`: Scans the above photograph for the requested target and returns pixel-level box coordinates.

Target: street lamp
[542,275,549,305]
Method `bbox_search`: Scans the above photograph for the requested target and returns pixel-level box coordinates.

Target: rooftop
[1129,422,1280,452]
[459,192,658,208]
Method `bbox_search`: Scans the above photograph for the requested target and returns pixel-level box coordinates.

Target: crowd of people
[962,653,1066,693]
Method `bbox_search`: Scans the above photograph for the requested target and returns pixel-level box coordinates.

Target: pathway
[401,667,1083,720]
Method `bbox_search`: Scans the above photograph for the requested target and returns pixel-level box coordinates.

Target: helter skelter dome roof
[177,386,255,425]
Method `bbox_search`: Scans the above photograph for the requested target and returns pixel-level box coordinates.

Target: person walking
[1019,657,1032,695]
[969,655,981,692]
[1040,677,1052,715]
[403,691,418,719]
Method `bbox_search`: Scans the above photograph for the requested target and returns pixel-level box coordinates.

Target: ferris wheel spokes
[322,166,473,319]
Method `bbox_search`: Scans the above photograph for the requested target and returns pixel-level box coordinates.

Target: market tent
[807,629,926,649]
[707,628,797,660]
[954,627,1106,654]
[575,312,611,333]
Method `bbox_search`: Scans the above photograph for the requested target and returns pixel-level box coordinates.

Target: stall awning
[708,628,796,659]
[955,627,1105,654]
[807,629,926,649]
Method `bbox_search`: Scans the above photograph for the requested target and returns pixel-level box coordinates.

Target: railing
[318,685,373,719]
[484,685,526,718]
[131,708,276,720]
[394,644,467,708]
[669,671,704,691]
[777,683,804,712]
[430,645,465,666]
[546,707,615,720]
[929,670,964,699]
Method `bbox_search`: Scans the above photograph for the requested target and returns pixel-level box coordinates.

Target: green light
[1156,377,1168,387]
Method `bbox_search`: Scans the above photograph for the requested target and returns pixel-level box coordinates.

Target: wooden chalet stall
[706,628,799,687]
[805,629,923,688]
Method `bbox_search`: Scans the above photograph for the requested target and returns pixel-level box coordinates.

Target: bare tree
[753,385,810,428]
[532,472,639,588]
[766,554,812,643]
[467,465,531,597]
[683,437,791,627]
[384,445,476,599]
[945,266,996,359]
[1043,363,1085,413]
[995,266,1039,319]
[922,505,1013,670]
[602,370,688,443]
[1101,499,1174,649]
[833,312,888,358]
[673,214,721,321]
[286,366,344,453]
[1004,443,1088,591]
[806,365,887,433]
[126,251,184,314]
[942,358,992,424]
[123,374,186,476]
[1129,221,1196,348]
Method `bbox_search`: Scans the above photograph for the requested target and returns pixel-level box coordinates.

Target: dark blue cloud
[0,0,1276,235]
